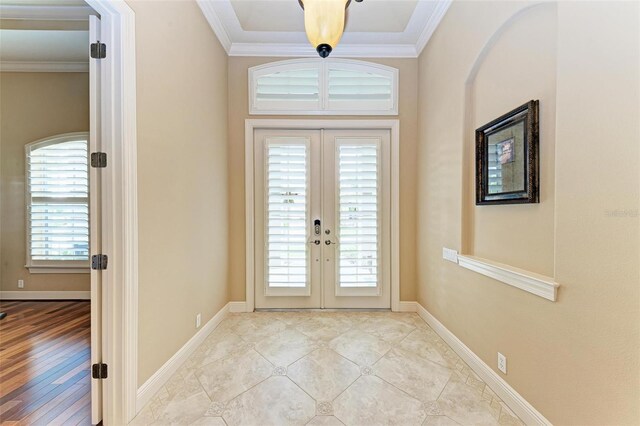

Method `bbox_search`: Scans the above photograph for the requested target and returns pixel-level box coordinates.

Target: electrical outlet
[497,352,507,374]
[196,313,201,329]
[18,279,24,289]
[442,247,459,263]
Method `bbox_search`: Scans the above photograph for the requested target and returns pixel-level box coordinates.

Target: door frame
[84,1,138,424]
[244,119,400,312]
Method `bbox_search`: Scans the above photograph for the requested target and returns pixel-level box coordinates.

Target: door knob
[309,239,321,245]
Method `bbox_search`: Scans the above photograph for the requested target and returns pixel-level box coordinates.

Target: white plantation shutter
[327,67,394,112]
[337,143,380,288]
[266,142,309,289]
[26,136,89,265]
[253,65,321,112]
[249,59,398,115]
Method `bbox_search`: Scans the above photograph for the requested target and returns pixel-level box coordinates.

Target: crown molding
[196,0,450,58]
[229,42,418,58]
[0,5,94,21]
[196,0,232,53]
[0,61,88,72]
[416,0,452,55]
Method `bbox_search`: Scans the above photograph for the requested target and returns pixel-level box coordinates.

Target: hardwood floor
[0,301,91,425]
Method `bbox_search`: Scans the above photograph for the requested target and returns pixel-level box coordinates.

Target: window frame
[24,132,91,274]
[249,59,399,116]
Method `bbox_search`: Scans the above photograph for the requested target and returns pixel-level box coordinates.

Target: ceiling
[0,1,93,71]
[198,0,452,58]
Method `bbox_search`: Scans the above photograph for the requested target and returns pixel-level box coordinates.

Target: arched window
[249,59,399,115]
[25,132,90,272]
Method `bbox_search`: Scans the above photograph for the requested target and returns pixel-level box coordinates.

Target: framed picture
[476,100,539,205]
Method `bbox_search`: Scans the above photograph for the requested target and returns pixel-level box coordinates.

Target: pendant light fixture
[299,0,363,58]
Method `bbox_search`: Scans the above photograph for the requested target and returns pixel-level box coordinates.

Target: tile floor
[131,311,524,426]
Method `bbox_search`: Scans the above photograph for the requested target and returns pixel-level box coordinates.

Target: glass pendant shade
[301,0,349,58]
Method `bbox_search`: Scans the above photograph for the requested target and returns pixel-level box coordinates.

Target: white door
[89,14,103,425]
[254,128,391,309]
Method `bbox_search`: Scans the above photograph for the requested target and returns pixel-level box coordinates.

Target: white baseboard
[228,301,248,313]
[136,302,231,412]
[415,303,551,426]
[0,291,91,300]
[397,301,418,312]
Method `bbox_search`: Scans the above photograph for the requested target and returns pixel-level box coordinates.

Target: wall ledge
[457,255,558,301]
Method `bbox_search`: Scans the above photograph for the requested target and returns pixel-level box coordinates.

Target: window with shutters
[25,133,90,273]
[249,59,398,115]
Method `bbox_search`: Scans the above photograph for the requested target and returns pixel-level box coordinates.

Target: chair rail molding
[457,255,559,302]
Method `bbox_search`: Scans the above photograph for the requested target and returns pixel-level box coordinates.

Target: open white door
[89,14,103,425]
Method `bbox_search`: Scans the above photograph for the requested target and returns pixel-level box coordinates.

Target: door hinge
[91,152,107,168]
[91,254,108,271]
[92,363,108,379]
[90,42,106,59]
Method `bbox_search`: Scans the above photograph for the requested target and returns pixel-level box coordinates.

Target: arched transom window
[249,59,399,115]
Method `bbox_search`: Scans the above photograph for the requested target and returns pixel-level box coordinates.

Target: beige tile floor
[131,311,524,426]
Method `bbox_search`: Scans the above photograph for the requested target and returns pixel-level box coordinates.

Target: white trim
[245,119,401,313]
[397,301,418,313]
[195,0,232,53]
[84,1,138,424]
[0,5,94,20]
[457,255,558,302]
[0,291,90,300]
[0,61,89,73]
[26,267,89,274]
[415,303,552,426]
[195,0,449,58]
[228,301,247,313]
[415,0,452,55]
[136,302,232,412]
[229,43,419,58]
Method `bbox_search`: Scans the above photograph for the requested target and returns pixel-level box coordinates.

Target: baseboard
[136,302,231,412]
[228,301,247,313]
[397,301,418,312]
[415,303,551,426]
[0,291,91,300]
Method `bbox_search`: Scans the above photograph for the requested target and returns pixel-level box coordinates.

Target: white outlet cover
[196,313,202,328]
[18,279,24,288]
[497,352,507,374]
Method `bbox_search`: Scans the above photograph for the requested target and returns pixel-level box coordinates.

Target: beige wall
[0,72,90,292]
[417,1,639,424]
[227,56,418,302]
[128,0,230,384]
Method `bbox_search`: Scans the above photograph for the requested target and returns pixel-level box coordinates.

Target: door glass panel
[266,141,309,289]
[337,141,379,289]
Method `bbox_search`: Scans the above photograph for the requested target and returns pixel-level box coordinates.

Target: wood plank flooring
[0,301,91,425]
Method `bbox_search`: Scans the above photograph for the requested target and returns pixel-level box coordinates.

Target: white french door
[254,128,391,309]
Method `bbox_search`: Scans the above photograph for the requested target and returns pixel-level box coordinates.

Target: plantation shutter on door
[336,141,380,291]
[266,141,310,293]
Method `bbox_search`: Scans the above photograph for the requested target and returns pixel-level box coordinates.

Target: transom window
[249,59,398,115]
[25,133,90,272]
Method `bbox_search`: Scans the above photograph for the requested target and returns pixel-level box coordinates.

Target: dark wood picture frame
[476,100,539,205]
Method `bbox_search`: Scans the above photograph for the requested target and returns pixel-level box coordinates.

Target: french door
[254,128,391,309]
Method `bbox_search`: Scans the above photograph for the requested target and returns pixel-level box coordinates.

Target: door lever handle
[308,239,321,245]
[325,240,337,245]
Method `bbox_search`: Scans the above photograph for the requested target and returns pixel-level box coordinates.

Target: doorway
[247,121,400,310]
